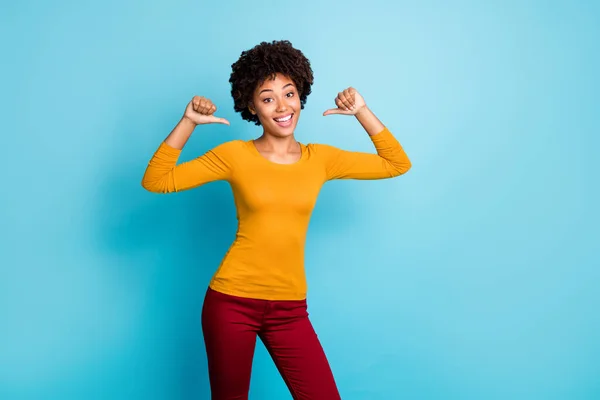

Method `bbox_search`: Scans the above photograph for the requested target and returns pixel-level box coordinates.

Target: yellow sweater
[142,127,411,300]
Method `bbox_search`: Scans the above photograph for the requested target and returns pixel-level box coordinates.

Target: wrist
[181,115,198,128]
[354,105,369,118]
[353,105,385,136]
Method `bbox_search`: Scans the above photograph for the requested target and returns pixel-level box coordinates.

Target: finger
[200,101,212,115]
[343,89,355,109]
[338,92,352,110]
[343,89,356,108]
[210,104,217,115]
[335,97,349,111]
[192,97,201,111]
[336,93,349,110]
[198,98,210,113]
[198,99,208,113]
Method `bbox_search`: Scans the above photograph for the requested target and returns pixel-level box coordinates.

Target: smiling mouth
[273,114,293,123]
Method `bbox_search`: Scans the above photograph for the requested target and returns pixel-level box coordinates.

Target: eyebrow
[259,83,294,95]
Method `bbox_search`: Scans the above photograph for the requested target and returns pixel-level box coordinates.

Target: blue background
[2,0,599,399]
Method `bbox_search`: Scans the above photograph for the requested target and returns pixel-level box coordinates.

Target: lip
[273,113,294,127]
[273,113,294,122]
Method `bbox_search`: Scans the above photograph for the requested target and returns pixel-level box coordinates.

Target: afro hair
[229,40,314,125]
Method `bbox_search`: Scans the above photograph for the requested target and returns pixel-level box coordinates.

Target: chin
[273,126,297,138]
[277,127,296,136]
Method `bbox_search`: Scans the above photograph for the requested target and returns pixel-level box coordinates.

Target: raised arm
[141,96,233,193]
[319,87,412,180]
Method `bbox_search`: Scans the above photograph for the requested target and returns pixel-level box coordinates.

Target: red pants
[201,287,341,400]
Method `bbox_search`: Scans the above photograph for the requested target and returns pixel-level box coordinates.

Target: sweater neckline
[246,139,308,167]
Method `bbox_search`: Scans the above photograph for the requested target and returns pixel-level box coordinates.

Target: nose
[276,98,288,112]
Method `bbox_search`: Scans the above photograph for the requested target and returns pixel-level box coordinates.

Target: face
[249,73,301,138]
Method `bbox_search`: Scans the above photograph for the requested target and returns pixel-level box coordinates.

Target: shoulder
[306,142,340,154]
[209,139,247,155]
[305,142,343,161]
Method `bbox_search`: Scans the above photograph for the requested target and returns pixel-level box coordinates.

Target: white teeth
[275,114,292,122]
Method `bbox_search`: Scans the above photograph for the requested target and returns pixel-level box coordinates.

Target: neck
[255,131,299,154]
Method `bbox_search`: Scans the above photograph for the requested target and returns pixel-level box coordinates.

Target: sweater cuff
[157,141,182,156]
[369,126,391,141]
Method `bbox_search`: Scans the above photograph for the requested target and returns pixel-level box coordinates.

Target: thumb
[323,108,345,116]
[212,116,230,125]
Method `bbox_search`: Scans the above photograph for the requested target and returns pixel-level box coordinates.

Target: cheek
[291,97,301,110]
[256,104,273,123]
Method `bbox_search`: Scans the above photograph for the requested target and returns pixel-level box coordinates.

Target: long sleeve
[315,127,411,181]
[141,140,236,193]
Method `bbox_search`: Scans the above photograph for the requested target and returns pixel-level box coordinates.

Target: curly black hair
[229,40,314,126]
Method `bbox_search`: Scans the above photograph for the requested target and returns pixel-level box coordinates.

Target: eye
[286,91,295,98]
[262,98,273,103]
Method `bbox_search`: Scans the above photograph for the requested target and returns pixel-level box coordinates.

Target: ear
[248,102,256,115]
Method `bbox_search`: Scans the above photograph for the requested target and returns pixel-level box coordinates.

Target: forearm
[354,106,385,136]
[353,106,411,177]
[164,117,197,149]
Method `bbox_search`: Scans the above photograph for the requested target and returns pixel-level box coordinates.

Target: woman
[142,40,411,400]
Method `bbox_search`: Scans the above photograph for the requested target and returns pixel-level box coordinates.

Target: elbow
[402,159,413,174]
[141,178,156,193]
[141,176,167,194]
[391,159,412,177]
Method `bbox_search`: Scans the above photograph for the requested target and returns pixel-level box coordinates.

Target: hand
[183,96,230,126]
[323,87,367,116]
